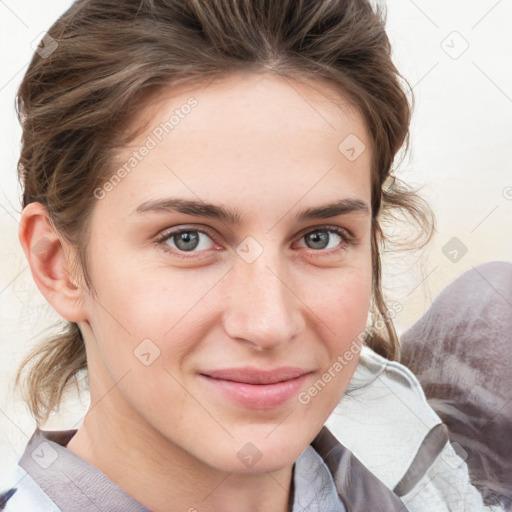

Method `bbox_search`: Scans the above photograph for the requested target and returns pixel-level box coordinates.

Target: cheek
[87,244,221,337]
[83,256,229,396]
[327,275,371,370]
[305,261,373,340]
[306,264,372,380]
[332,267,372,330]
[296,267,372,427]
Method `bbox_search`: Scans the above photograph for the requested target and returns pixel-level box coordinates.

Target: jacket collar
[311,426,409,511]
[18,426,407,512]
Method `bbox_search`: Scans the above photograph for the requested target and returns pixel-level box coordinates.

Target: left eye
[296,228,347,251]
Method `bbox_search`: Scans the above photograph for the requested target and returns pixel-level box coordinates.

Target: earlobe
[18,202,87,323]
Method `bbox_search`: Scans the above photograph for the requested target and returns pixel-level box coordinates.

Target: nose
[221,251,305,351]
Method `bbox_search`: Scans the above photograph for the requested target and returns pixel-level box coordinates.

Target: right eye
[154,227,218,259]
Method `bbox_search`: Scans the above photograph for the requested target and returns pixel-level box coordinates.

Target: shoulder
[0,464,61,511]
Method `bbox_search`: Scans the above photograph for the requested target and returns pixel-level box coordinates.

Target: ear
[18,202,88,323]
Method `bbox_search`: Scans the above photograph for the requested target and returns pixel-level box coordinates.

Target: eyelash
[154,225,355,261]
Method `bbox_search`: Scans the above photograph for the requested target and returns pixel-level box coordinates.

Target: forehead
[129,71,366,136]
[102,72,372,221]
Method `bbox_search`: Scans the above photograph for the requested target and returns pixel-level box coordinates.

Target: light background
[0,0,511,466]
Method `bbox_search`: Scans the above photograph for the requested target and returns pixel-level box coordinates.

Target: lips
[202,367,310,384]
[199,367,313,409]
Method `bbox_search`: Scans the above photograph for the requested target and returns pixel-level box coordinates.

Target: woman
[0,0,491,510]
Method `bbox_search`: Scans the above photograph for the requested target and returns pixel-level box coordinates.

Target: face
[79,72,373,474]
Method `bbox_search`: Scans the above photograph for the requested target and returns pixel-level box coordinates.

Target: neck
[66,386,294,512]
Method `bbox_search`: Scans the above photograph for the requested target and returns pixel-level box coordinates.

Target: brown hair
[15,0,433,424]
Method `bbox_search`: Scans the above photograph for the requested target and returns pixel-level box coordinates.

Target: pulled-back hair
[15,0,433,424]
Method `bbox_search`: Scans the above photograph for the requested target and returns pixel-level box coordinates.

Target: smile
[199,367,312,409]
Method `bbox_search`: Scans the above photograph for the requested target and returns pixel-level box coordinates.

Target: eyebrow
[132,197,370,223]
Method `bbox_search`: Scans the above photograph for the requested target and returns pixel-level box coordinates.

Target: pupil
[175,231,199,251]
[307,231,328,249]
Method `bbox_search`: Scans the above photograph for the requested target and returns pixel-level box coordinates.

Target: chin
[222,429,312,475]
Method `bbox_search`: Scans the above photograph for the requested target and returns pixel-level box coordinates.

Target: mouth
[199,367,313,409]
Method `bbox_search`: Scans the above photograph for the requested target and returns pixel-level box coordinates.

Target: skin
[20,72,373,512]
